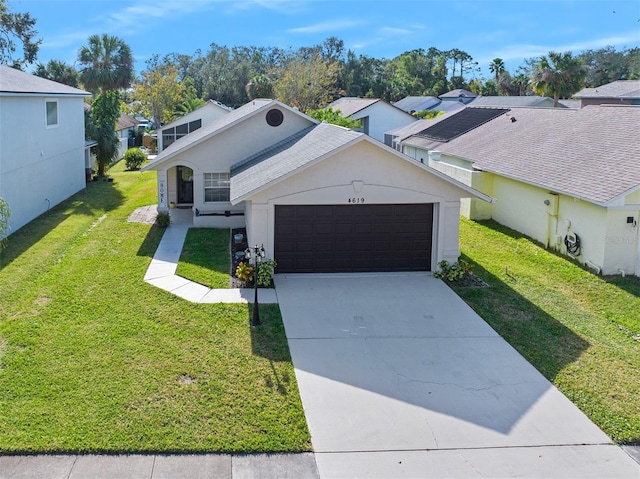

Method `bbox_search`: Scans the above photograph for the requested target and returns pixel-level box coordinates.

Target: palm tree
[530,51,586,107]
[489,58,505,84]
[34,60,79,87]
[78,34,133,93]
[175,98,206,118]
[77,34,133,175]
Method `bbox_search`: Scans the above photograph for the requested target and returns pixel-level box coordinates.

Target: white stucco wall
[243,140,472,269]
[154,106,315,219]
[349,102,416,143]
[0,95,86,234]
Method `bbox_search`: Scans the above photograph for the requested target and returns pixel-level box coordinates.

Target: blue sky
[14,0,640,78]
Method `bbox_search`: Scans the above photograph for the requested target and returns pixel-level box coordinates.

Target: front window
[46,100,58,127]
[204,173,230,202]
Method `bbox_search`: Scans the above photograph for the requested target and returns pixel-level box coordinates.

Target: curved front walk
[143,210,277,304]
[275,273,640,479]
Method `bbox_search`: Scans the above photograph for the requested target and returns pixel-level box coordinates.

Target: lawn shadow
[454,252,591,382]
[135,224,165,258]
[0,181,125,271]
[604,275,640,299]
[249,304,294,396]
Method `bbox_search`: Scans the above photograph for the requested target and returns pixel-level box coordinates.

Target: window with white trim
[204,173,230,202]
[46,99,58,127]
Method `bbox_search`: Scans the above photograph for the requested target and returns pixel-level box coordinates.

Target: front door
[177,166,193,204]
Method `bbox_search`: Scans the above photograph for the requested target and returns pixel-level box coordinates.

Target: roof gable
[327,97,381,117]
[230,122,493,204]
[573,80,640,99]
[142,99,316,171]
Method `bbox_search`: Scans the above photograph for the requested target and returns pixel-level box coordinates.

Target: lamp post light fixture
[245,244,265,326]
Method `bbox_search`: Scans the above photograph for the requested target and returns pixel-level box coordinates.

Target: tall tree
[77,33,133,94]
[135,55,186,128]
[0,0,41,68]
[530,51,586,107]
[489,58,505,84]
[34,59,79,87]
[78,34,133,175]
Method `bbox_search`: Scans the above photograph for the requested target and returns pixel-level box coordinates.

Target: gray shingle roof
[470,96,559,108]
[436,105,640,205]
[327,97,380,117]
[230,123,361,202]
[573,80,640,99]
[393,96,440,112]
[439,89,477,99]
[0,65,89,96]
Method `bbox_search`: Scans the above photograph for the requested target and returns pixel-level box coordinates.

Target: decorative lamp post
[245,244,265,326]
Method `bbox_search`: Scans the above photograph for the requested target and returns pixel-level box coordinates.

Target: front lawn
[454,218,640,444]
[0,162,310,453]
[176,228,231,289]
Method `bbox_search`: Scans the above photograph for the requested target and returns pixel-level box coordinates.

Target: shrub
[155,212,170,228]
[257,259,277,287]
[124,147,147,170]
[235,261,254,285]
[433,259,470,282]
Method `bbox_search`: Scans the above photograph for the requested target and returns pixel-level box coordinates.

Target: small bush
[433,259,470,282]
[235,261,255,285]
[124,148,147,170]
[155,212,171,228]
[257,259,277,287]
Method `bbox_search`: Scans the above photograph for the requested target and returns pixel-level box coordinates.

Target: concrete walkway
[142,207,277,304]
[275,273,640,479]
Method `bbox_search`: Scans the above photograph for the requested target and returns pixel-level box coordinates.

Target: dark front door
[177,166,193,204]
[274,204,434,273]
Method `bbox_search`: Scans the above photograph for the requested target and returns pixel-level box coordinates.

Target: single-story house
[0,65,90,236]
[326,97,417,144]
[396,104,640,276]
[142,99,492,273]
[116,113,139,158]
[158,99,231,152]
[572,80,640,108]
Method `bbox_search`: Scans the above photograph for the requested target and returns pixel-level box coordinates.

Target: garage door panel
[275,204,433,273]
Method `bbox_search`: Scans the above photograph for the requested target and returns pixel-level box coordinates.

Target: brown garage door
[274,204,433,273]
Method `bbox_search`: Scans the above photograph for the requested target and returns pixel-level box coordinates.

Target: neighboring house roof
[142,99,316,171]
[393,96,440,113]
[230,121,493,204]
[470,96,560,108]
[436,105,640,206]
[413,107,509,143]
[439,89,477,99]
[558,99,581,109]
[573,80,640,99]
[431,100,466,113]
[327,97,380,117]
[117,114,139,131]
[161,99,231,130]
[0,65,89,96]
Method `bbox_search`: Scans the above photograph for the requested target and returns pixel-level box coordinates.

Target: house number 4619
[348,197,365,204]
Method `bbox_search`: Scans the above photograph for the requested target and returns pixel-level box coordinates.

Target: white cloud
[287,19,366,34]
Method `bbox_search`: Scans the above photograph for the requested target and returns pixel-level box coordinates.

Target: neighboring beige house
[158,100,231,152]
[327,97,417,144]
[396,105,640,276]
[572,80,640,108]
[0,65,90,235]
[142,99,492,273]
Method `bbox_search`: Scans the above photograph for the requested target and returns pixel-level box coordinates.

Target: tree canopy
[0,0,40,69]
[78,33,134,93]
[530,51,586,107]
[34,59,79,87]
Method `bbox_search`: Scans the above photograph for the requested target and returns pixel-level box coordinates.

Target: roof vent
[510,116,516,122]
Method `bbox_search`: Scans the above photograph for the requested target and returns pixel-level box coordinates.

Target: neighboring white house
[396,104,640,276]
[157,99,231,152]
[327,97,417,144]
[116,113,139,159]
[0,65,90,236]
[142,99,492,273]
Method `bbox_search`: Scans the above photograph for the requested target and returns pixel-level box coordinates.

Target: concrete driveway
[275,273,639,479]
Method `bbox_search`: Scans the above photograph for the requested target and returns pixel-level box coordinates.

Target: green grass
[0,161,310,453]
[454,218,640,444]
[176,228,231,289]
